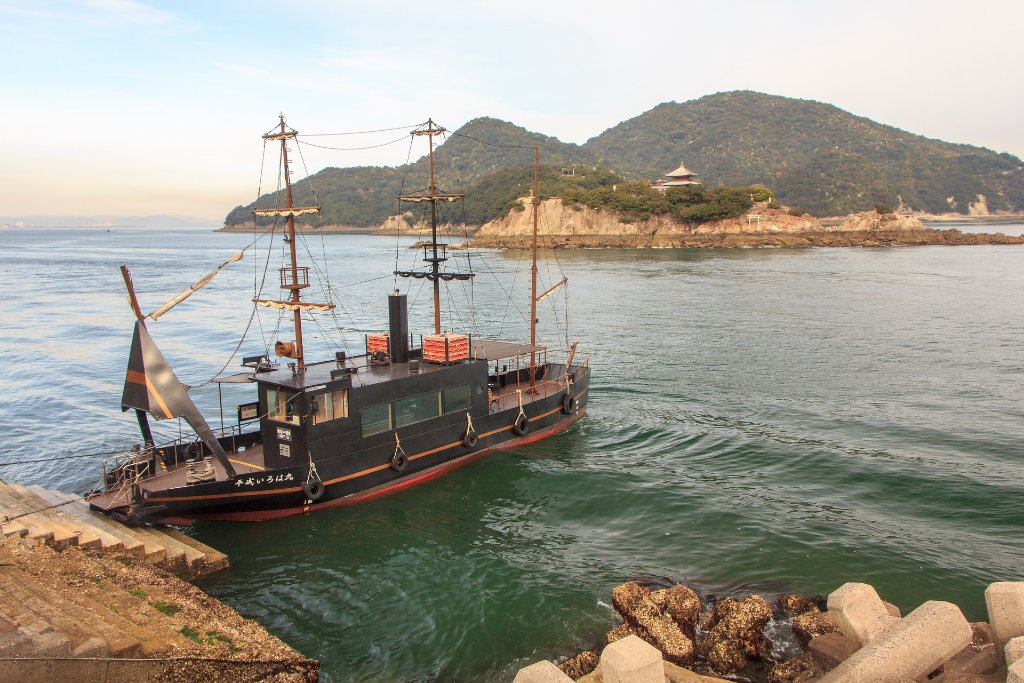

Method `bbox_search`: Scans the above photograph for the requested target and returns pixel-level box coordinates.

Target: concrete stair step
[0,569,111,655]
[1,519,29,539]
[156,526,227,572]
[0,558,143,657]
[0,484,85,548]
[33,488,126,552]
[41,552,188,657]
[53,495,167,562]
[0,625,33,657]
[48,495,145,555]
[18,622,72,657]
[22,485,103,550]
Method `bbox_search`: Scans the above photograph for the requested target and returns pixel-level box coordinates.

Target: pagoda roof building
[652,161,702,191]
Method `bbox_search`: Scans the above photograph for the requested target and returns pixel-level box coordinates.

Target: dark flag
[122,322,237,478]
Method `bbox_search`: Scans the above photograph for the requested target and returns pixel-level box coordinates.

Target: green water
[1,229,1022,681]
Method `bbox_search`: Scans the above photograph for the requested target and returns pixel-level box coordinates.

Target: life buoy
[390,452,408,472]
[463,431,478,448]
[303,480,324,501]
[513,414,529,436]
[562,393,578,415]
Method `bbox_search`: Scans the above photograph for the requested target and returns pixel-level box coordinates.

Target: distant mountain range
[226,91,1024,225]
[0,215,217,228]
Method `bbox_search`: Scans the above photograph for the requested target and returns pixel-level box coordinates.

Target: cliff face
[830,212,928,232]
[475,198,824,238]
[469,202,1022,248]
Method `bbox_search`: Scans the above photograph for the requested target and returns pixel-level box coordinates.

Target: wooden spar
[120,265,146,328]
[536,277,567,303]
[119,265,155,448]
[529,146,539,391]
[278,116,306,370]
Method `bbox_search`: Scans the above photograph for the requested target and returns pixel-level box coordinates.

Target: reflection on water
[1,227,1022,681]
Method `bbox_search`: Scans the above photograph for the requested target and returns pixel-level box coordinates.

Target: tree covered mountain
[224,118,594,228]
[585,91,1024,216]
[225,92,1024,226]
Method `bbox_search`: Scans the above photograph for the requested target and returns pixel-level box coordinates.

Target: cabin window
[361,403,392,437]
[394,391,441,428]
[266,388,300,425]
[312,389,349,425]
[443,385,471,414]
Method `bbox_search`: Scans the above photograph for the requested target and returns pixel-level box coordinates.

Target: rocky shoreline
[218,207,1024,250]
[515,579,1024,683]
[467,227,1024,250]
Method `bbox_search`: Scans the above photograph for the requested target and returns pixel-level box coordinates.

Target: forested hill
[223,118,594,228]
[225,92,1024,226]
[585,91,1024,216]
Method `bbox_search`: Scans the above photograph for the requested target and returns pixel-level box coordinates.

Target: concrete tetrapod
[986,581,1024,666]
[819,600,972,683]
[1007,636,1024,668]
[601,634,665,683]
[1011,658,1024,683]
[513,661,574,683]
[826,582,898,646]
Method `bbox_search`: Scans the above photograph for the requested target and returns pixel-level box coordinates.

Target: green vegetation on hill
[226,92,1024,226]
[562,182,763,222]
[586,91,1024,216]
[227,119,595,229]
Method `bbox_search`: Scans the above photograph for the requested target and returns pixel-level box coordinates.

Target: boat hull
[127,371,589,524]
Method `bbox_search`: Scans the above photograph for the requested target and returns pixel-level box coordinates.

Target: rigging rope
[297,135,410,152]
[301,122,427,137]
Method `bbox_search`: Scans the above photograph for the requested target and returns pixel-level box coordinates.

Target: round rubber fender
[390,452,409,472]
[463,431,478,448]
[303,480,324,501]
[513,414,529,436]
[562,393,578,415]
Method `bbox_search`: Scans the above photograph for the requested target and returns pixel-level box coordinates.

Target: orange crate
[367,333,389,354]
[423,333,469,363]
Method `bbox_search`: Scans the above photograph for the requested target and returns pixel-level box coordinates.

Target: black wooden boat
[88,117,590,524]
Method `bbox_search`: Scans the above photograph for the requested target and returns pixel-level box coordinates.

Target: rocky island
[466,199,1024,250]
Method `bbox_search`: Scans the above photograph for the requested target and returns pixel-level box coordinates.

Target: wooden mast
[427,119,442,334]
[253,115,333,371]
[396,119,471,335]
[529,146,539,390]
[280,117,305,368]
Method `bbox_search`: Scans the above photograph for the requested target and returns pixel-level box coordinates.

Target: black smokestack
[388,290,409,364]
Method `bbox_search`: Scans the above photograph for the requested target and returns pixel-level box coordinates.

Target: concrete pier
[0,480,316,682]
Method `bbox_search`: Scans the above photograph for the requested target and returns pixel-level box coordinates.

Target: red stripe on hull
[163,408,586,523]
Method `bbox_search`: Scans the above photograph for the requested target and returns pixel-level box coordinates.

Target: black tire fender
[463,431,478,448]
[303,480,324,501]
[390,452,409,472]
[513,414,529,436]
[562,393,578,415]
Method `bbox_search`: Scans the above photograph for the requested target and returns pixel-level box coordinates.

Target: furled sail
[253,299,336,312]
[121,322,237,478]
[253,206,321,217]
[398,193,463,203]
[147,250,245,321]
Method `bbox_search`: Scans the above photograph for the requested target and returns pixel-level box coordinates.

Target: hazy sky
[2,0,1021,221]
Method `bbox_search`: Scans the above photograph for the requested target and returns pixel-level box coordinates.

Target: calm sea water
[1,226,1022,682]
